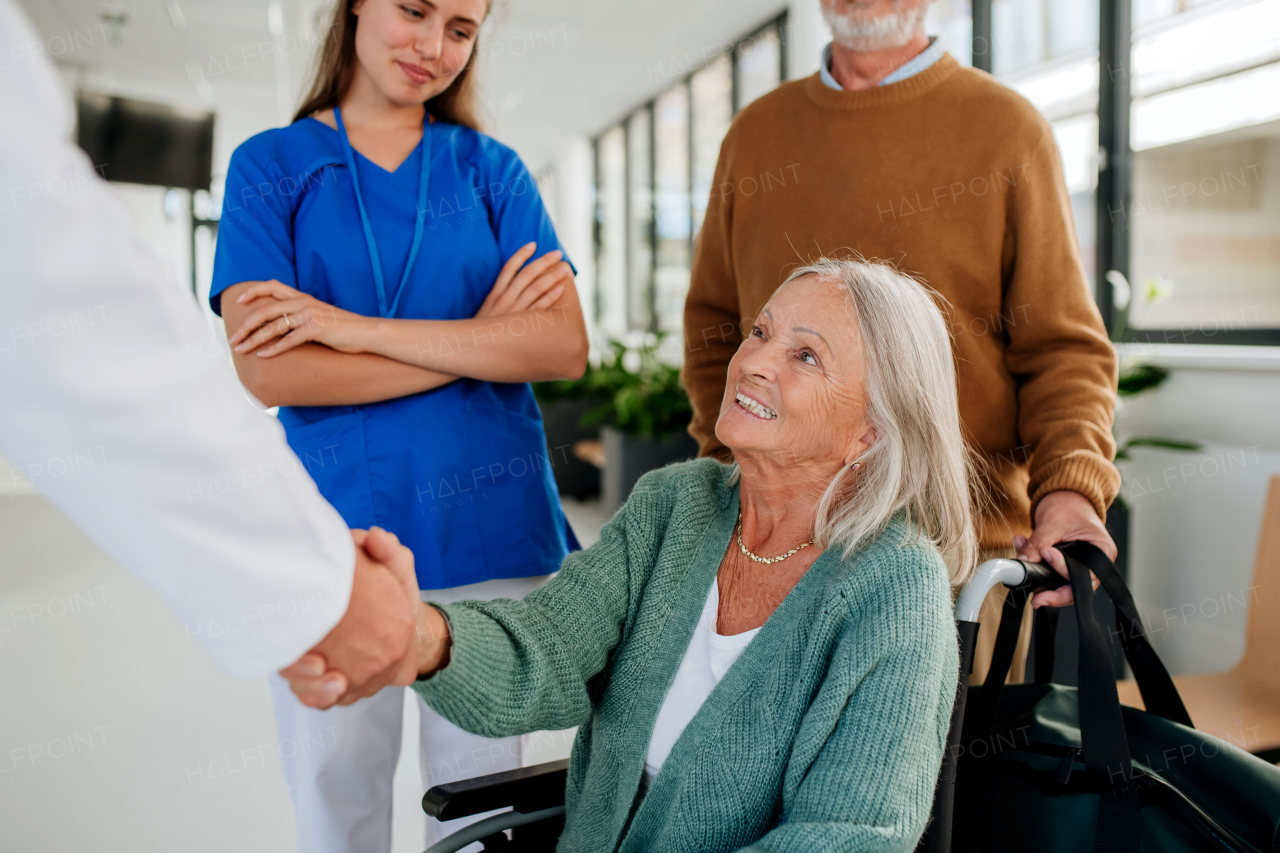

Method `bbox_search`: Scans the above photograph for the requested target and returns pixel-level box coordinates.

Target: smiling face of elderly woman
[714,274,876,472]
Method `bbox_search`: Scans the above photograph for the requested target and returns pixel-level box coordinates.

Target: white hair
[823,0,931,52]
[732,257,980,586]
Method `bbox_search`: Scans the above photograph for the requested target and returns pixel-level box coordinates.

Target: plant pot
[536,399,603,500]
[601,425,700,517]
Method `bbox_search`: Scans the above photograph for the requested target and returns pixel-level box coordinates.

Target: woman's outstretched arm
[283,476,656,729]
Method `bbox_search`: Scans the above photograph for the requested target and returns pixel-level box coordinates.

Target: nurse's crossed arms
[229,240,568,356]
[219,241,582,409]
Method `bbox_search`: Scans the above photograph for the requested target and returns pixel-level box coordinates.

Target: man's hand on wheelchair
[1017,490,1116,610]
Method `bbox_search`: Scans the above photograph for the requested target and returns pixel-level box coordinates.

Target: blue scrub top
[211,116,575,589]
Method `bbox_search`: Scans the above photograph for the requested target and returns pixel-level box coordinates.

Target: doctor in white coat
[0,0,416,704]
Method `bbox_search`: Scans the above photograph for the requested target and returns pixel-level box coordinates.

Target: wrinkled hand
[1018,490,1115,609]
[474,242,573,319]
[230,280,375,357]
[278,528,418,709]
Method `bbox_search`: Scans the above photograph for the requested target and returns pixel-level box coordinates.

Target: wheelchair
[418,556,1063,853]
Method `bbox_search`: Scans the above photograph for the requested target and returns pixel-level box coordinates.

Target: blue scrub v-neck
[348,142,424,314]
[333,107,431,319]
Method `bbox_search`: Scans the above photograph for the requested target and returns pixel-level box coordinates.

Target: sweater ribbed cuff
[1028,452,1121,522]
[411,601,505,735]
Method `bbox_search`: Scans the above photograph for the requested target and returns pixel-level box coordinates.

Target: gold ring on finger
[283,313,292,329]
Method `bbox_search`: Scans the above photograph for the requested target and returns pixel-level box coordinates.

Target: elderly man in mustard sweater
[285,258,972,852]
[682,0,1121,681]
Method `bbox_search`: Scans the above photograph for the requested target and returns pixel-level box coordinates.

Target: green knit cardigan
[414,457,958,853]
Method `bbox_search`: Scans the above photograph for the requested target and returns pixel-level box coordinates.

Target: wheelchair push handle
[953,556,1066,623]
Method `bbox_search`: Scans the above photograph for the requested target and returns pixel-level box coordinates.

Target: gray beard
[822,1,930,52]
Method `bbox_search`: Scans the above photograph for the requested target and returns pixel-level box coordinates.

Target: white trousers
[270,574,550,853]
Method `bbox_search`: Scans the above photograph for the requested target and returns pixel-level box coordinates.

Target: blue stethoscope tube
[333,105,432,319]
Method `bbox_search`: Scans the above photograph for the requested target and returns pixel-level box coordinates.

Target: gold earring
[850,459,862,471]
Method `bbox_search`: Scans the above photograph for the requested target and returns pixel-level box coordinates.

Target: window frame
[590,11,788,333]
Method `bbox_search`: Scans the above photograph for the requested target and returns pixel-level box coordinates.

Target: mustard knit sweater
[682,56,1120,549]
[414,458,958,852]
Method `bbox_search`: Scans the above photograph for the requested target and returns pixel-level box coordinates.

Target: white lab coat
[0,0,354,677]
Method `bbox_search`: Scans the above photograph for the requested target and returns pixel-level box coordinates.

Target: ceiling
[16,0,792,179]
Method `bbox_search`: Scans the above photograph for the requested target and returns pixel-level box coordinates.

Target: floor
[0,480,606,853]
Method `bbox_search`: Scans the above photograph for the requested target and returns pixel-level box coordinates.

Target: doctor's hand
[278,527,419,709]
[282,528,452,706]
[474,242,573,319]
[230,280,376,358]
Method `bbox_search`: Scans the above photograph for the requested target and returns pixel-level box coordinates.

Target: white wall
[1114,344,1280,674]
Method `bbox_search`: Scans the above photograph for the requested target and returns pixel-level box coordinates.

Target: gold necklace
[736,510,813,565]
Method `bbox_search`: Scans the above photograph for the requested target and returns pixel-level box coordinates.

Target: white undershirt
[643,578,762,783]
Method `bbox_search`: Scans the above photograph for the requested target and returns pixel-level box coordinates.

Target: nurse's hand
[474,242,573,319]
[230,280,376,357]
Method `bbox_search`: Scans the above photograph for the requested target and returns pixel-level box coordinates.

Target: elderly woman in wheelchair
[289,257,978,853]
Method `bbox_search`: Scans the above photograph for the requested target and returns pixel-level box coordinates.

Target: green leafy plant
[1105,271,1203,466]
[533,335,693,439]
[1113,362,1202,464]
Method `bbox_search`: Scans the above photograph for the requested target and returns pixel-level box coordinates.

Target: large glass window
[626,108,654,331]
[690,54,734,246]
[928,0,975,67]
[994,0,1101,289]
[592,14,785,335]
[990,0,1280,342]
[1127,0,1280,333]
[595,127,627,337]
[1129,132,1278,329]
[993,0,1098,75]
[654,84,692,334]
[735,21,783,110]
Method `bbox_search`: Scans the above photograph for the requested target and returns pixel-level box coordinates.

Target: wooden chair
[1117,475,1280,763]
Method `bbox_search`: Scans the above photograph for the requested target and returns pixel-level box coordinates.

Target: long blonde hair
[737,258,980,586]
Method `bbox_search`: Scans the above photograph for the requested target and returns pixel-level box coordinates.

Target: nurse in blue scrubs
[208,1,587,851]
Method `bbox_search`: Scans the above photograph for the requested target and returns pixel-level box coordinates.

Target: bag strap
[1059,542,1193,727]
[1033,606,1059,684]
[967,584,1030,736]
[1064,547,1143,852]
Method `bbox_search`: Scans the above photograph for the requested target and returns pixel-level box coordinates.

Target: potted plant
[1106,272,1203,571]
[535,333,697,515]
[532,380,606,501]
[586,335,697,516]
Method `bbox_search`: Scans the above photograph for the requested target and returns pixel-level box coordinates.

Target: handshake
[279,527,452,709]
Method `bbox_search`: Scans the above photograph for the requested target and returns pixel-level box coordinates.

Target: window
[928,0,976,67]
[654,85,691,334]
[1126,1,1280,336]
[735,20,784,111]
[987,0,1280,343]
[594,127,626,337]
[627,108,654,332]
[690,54,734,247]
[591,14,787,335]
[993,0,1101,287]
